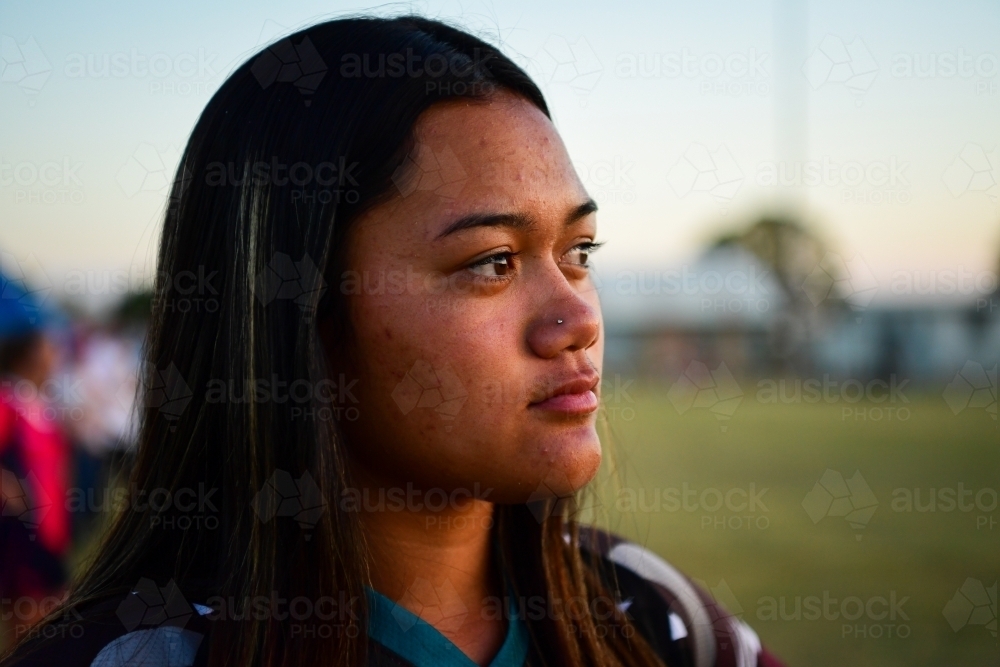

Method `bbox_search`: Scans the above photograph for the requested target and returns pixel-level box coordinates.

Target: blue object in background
[0,272,50,340]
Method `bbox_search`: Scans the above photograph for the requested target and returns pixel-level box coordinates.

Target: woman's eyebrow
[435,198,598,240]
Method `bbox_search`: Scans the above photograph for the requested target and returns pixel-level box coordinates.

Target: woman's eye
[563,241,603,267]
[468,252,513,278]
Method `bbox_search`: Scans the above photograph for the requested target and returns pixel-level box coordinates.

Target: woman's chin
[487,429,602,503]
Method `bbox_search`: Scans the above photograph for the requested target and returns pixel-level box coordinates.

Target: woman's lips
[529,389,599,415]
[528,375,600,415]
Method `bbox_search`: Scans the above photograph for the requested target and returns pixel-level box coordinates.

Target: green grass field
[591,389,999,666]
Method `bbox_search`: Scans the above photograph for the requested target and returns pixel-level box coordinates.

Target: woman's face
[331,92,603,504]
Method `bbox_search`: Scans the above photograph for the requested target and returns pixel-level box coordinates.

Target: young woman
[3,16,782,667]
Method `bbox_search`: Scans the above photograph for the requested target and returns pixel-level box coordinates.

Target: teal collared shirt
[366,588,529,667]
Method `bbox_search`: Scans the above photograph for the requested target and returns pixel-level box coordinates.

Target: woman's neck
[357,480,506,666]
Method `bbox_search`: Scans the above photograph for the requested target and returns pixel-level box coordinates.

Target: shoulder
[2,581,214,667]
[578,528,784,667]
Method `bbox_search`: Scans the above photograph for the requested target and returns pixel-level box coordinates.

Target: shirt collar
[366,587,529,667]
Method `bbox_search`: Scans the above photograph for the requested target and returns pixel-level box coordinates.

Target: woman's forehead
[411,93,581,194]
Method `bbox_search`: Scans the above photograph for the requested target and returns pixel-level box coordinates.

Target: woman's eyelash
[567,240,604,265]
[574,241,604,253]
[469,251,516,268]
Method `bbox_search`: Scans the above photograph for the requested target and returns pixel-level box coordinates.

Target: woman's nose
[527,288,601,359]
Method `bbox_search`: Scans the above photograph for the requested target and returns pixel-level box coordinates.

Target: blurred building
[600,219,1000,388]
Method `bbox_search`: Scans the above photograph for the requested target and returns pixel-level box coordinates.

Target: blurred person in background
[62,298,145,542]
[0,274,72,637]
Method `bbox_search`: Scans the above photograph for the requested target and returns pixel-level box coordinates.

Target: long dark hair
[8,16,664,667]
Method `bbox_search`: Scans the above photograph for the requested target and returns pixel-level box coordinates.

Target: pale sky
[2,0,998,311]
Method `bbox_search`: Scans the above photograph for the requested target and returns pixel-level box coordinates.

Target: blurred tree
[710,215,844,373]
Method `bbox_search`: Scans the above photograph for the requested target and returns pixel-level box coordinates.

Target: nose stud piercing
[557,319,564,324]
